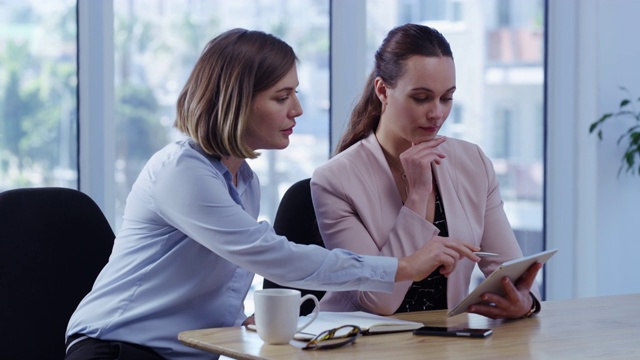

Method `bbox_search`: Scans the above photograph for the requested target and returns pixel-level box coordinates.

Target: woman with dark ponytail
[312,23,542,319]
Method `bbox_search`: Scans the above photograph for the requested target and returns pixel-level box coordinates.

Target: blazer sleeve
[311,161,440,315]
[472,146,541,300]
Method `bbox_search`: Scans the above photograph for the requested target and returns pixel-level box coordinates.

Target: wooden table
[178,293,640,359]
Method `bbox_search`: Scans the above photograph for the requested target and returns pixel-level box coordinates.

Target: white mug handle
[296,294,319,333]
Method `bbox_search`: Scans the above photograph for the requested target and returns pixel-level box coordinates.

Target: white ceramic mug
[253,288,319,345]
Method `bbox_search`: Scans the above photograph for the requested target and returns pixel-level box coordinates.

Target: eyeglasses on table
[302,325,362,350]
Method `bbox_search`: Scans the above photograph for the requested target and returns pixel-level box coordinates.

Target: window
[0,1,78,191]
[494,107,513,159]
[1,0,546,312]
[112,0,330,230]
[398,0,458,24]
[497,0,512,27]
[440,104,465,139]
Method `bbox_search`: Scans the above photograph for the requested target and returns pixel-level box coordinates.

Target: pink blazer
[310,132,538,315]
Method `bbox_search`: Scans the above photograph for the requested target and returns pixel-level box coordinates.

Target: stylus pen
[473,252,499,257]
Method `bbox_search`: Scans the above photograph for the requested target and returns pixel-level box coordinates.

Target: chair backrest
[262,178,326,316]
[0,187,115,359]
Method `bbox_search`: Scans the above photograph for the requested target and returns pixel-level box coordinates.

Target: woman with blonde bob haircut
[175,28,297,159]
[65,28,479,360]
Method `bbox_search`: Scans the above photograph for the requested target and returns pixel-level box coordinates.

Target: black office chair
[262,178,326,316]
[0,187,115,359]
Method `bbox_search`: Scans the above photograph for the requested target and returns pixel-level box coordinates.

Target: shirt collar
[185,138,254,192]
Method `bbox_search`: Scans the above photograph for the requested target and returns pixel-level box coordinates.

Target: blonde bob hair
[175,28,297,159]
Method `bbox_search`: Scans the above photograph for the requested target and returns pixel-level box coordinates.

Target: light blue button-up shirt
[66,139,397,359]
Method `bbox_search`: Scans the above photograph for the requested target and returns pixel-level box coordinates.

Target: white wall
[594,0,640,296]
[546,0,640,300]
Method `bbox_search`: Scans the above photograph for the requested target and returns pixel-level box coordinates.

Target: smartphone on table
[413,326,492,338]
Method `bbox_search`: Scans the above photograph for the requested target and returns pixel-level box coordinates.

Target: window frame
[78,0,116,223]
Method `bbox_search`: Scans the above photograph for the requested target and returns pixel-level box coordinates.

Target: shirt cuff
[359,254,397,293]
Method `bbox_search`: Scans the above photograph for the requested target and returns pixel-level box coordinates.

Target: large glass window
[112,0,330,229]
[1,0,546,313]
[0,1,78,191]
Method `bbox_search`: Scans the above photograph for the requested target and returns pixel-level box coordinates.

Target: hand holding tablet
[448,248,559,317]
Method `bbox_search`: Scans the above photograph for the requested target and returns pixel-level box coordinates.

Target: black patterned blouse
[395,183,449,313]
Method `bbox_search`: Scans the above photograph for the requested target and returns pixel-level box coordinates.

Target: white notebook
[294,311,423,340]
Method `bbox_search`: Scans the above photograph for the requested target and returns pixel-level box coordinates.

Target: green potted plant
[589,86,640,176]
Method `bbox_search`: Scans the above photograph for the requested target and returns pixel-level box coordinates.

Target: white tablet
[447,248,559,317]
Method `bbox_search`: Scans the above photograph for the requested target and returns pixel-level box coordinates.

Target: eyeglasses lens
[302,325,361,350]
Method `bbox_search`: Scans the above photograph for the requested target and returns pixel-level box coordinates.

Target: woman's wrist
[520,293,540,318]
[395,258,411,282]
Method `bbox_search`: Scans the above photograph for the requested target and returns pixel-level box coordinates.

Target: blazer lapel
[361,132,405,249]
[434,140,476,245]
